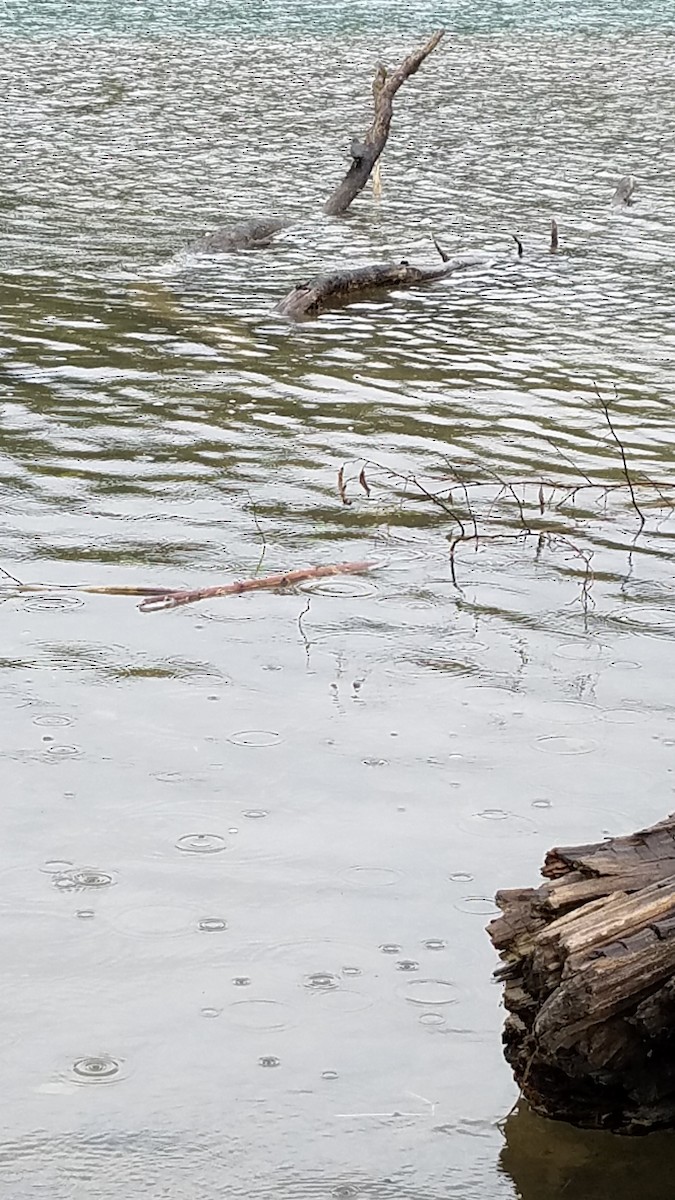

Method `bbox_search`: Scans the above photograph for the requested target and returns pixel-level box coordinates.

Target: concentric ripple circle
[53,868,115,891]
[176,833,227,854]
[228,1000,290,1030]
[24,594,84,612]
[401,979,458,1006]
[305,971,340,991]
[228,730,282,748]
[72,1055,121,1083]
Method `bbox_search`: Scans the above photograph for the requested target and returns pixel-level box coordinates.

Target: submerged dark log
[276,252,490,320]
[324,30,445,217]
[488,813,675,1134]
[189,216,286,253]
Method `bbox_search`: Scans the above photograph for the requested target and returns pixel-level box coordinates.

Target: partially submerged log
[276,252,490,321]
[324,30,445,216]
[488,814,675,1134]
[189,216,287,253]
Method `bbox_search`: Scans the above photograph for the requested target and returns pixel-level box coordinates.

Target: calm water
[2,2,675,1197]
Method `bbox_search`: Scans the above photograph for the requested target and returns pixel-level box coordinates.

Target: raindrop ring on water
[72,1055,120,1083]
[402,978,458,1006]
[456,896,500,917]
[304,972,340,991]
[34,714,74,728]
[228,730,281,748]
[176,833,227,854]
[53,868,115,891]
[24,594,84,612]
[40,859,73,875]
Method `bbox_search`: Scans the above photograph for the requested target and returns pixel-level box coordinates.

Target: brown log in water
[276,253,490,321]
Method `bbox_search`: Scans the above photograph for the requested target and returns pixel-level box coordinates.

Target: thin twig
[594,383,645,530]
[358,466,371,497]
[0,565,25,586]
[432,235,451,263]
[337,465,351,506]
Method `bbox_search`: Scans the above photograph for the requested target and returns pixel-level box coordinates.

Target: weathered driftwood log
[488,814,675,1134]
[324,29,445,216]
[189,216,287,253]
[276,252,490,320]
[138,560,375,612]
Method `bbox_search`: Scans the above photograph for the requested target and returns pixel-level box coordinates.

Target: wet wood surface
[488,814,675,1133]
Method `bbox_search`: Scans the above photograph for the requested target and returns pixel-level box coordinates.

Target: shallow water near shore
[1,2,675,1197]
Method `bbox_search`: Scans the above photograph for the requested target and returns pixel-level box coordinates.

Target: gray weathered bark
[189,217,287,253]
[276,252,489,320]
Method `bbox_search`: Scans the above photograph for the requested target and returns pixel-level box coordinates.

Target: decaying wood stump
[488,814,675,1134]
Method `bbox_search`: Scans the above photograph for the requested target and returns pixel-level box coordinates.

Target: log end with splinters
[488,813,675,1134]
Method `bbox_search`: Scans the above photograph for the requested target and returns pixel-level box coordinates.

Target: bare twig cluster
[332,391,672,612]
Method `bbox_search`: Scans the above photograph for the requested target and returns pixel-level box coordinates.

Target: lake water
[2,2,675,1197]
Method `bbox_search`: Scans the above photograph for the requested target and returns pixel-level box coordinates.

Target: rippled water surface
[2,2,675,1197]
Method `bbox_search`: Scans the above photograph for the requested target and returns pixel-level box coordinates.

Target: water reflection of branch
[245,493,268,576]
[342,456,671,608]
[543,436,596,490]
[0,564,25,586]
[297,595,312,665]
[446,529,595,612]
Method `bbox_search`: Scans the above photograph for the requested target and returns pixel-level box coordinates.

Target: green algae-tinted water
[1,3,675,1197]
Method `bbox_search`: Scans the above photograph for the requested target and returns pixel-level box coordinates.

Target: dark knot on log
[349,136,369,163]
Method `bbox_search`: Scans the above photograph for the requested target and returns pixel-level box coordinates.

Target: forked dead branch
[323,29,445,216]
